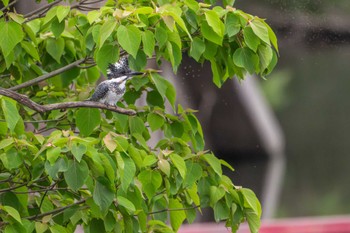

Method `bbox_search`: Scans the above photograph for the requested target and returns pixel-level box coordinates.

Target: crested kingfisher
[88,56,143,106]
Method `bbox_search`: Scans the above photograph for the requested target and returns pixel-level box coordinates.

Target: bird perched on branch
[88,56,143,106]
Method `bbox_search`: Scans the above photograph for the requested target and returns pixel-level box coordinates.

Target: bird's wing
[88,81,109,101]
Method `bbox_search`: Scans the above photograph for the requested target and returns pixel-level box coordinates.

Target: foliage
[0,0,277,232]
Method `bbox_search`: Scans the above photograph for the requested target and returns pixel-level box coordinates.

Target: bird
[88,56,143,106]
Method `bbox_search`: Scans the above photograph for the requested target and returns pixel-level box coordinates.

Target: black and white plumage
[107,56,132,79]
[88,56,143,106]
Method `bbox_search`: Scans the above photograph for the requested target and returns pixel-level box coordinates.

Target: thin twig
[148,205,201,215]
[9,58,87,91]
[25,199,86,221]
[0,183,28,193]
[36,179,60,220]
[0,0,18,12]
[0,88,137,115]
[24,0,64,22]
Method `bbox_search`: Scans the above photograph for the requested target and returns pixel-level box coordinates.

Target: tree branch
[148,205,201,215]
[24,0,64,22]
[0,88,136,115]
[0,0,18,12]
[24,199,86,221]
[9,58,88,91]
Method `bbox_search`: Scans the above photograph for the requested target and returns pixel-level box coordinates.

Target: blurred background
[235,0,350,218]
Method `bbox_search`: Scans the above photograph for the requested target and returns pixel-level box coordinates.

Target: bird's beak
[129,71,144,76]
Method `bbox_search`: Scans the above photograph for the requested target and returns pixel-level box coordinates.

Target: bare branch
[9,58,88,91]
[25,199,86,221]
[147,205,201,215]
[0,88,137,115]
[0,0,18,12]
[24,0,64,22]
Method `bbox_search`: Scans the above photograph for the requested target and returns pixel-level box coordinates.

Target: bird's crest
[107,56,132,79]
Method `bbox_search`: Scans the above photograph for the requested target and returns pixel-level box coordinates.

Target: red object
[179,216,350,233]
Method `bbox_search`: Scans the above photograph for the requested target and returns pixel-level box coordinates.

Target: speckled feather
[107,56,131,79]
[89,77,128,106]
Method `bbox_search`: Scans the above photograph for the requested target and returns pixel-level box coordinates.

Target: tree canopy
[0,0,278,232]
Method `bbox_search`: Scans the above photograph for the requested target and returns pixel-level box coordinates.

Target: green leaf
[183,161,202,187]
[142,155,158,167]
[45,158,68,180]
[20,41,40,61]
[129,116,145,134]
[170,121,184,137]
[138,170,162,200]
[244,26,260,52]
[46,147,61,165]
[93,177,114,215]
[258,44,273,72]
[64,160,89,191]
[169,198,186,231]
[71,143,87,162]
[130,76,149,91]
[210,59,222,88]
[150,73,176,108]
[201,21,222,45]
[76,108,101,136]
[2,205,22,224]
[202,154,222,177]
[51,17,65,38]
[117,196,136,214]
[147,113,165,131]
[56,5,70,22]
[166,41,182,73]
[245,208,261,233]
[240,188,261,217]
[118,153,136,192]
[46,37,65,63]
[104,212,116,232]
[225,13,241,37]
[169,153,186,179]
[155,26,168,48]
[0,21,24,57]
[50,224,69,233]
[250,18,270,45]
[142,30,155,58]
[96,43,119,76]
[205,10,224,37]
[117,25,141,58]
[2,0,9,6]
[1,98,20,132]
[264,21,279,52]
[232,47,259,74]
[220,159,234,172]
[213,201,229,222]
[158,158,171,177]
[190,37,205,62]
[209,186,225,206]
[184,0,199,12]
[99,18,117,48]
[128,49,147,71]
[87,10,101,24]
[35,222,48,233]
[162,6,192,39]
[0,138,14,150]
